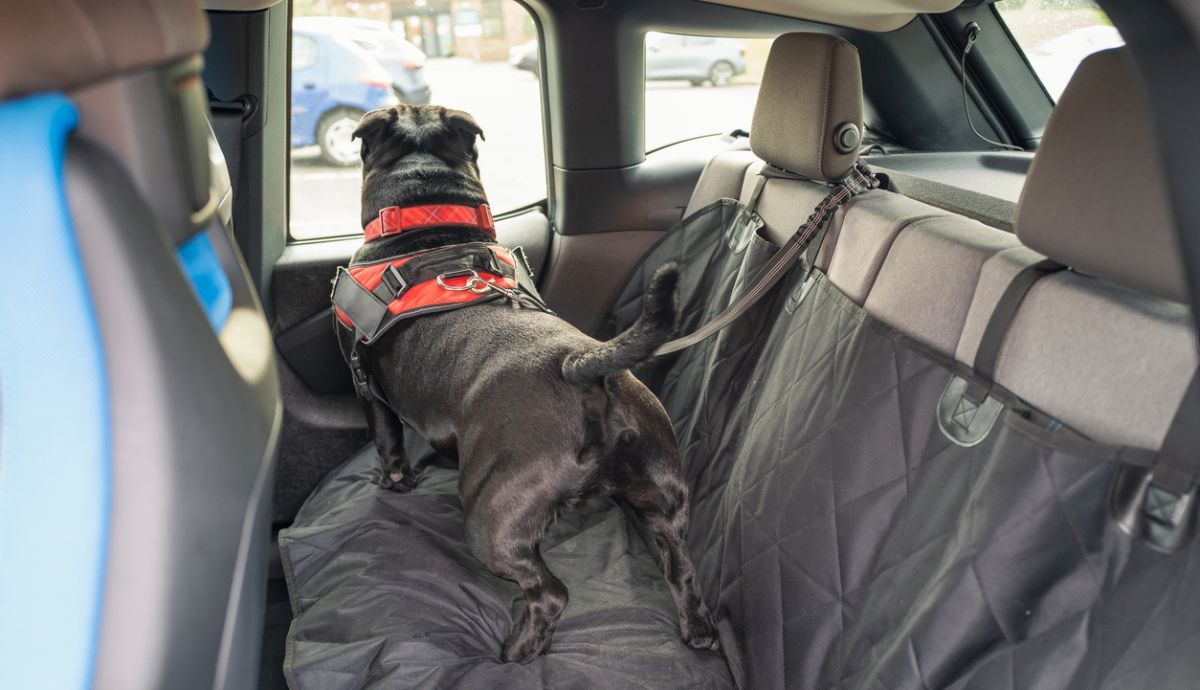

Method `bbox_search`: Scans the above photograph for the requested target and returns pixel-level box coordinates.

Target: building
[391,0,535,60]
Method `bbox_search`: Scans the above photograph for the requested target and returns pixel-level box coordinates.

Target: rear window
[996,0,1124,100]
[288,3,546,241]
[643,32,774,151]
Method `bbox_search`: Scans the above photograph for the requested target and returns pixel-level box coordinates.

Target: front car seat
[0,2,280,689]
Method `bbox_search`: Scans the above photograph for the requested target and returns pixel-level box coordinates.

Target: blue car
[299,17,433,107]
[291,25,399,165]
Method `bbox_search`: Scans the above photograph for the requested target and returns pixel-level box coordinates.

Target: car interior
[2,0,1199,688]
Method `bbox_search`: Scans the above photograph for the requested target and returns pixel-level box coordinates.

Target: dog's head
[352,105,487,228]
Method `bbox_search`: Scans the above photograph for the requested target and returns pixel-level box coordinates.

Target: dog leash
[653,161,879,357]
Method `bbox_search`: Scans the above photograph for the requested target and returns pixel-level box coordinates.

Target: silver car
[511,33,748,87]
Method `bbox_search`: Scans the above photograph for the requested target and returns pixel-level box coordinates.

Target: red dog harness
[331,203,548,346]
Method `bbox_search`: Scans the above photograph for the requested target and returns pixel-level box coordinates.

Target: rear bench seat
[280,37,1200,689]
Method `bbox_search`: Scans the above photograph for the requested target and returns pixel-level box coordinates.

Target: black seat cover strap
[1114,369,1200,553]
[963,258,1066,403]
[746,173,768,212]
[1151,370,1200,495]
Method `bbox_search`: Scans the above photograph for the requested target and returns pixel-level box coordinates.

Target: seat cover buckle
[1112,464,1197,554]
[936,376,1004,447]
[1140,480,1196,552]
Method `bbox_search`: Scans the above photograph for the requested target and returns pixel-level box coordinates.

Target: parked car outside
[509,40,539,74]
[295,17,432,106]
[510,33,747,86]
[292,25,399,165]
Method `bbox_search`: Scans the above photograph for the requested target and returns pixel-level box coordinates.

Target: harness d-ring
[437,269,493,294]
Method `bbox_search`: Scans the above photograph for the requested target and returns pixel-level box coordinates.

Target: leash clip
[437,269,494,294]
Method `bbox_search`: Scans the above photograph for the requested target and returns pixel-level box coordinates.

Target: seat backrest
[612,38,1199,689]
[0,2,280,689]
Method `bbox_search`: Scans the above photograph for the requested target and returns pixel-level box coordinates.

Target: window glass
[996,0,1124,100]
[643,32,773,151]
[289,2,545,241]
[293,34,318,71]
[351,38,379,52]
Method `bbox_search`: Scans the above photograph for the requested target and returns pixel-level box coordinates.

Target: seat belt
[654,161,879,356]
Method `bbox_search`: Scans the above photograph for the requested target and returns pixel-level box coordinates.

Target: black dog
[338,104,719,663]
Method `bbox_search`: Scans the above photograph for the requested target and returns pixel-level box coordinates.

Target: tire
[317,108,365,167]
[707,61,735,87]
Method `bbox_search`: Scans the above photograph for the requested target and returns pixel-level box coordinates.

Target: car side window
[996,0,1124,100]
[644,32,772,151]
[288,5,547,241]
[351,38,380,53]
[293,35,318,71]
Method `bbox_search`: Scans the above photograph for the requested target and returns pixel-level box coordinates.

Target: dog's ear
[352,107,395,143]
[444,109,485,142]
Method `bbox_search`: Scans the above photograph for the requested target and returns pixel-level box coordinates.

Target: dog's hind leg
[363,398,416,490]
[466,507,568,663]
[619,470,721,652]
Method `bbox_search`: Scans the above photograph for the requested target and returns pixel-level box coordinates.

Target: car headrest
[0,0,209,101]
[1016,47,1188,304]
[750,33,863,181]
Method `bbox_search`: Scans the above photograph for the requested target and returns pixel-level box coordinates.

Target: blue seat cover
[0,93,110,690]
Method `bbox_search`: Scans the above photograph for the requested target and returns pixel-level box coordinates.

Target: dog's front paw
[681,611,722,653]
[371,466,418,491]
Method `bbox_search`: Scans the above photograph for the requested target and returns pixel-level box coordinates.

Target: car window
[288,3,546,241]
[996,0,1124,101]
[293,34,318,71]
[644,32,773,151]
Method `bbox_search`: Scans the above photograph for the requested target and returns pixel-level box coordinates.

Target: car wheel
[708,61,735,87]
[317,108,365,167]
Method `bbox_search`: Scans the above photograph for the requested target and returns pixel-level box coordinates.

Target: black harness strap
[333,268,390,340]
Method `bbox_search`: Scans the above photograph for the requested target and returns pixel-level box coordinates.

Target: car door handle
[303,83,316,90]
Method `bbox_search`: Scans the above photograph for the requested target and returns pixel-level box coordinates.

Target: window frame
[992,0,1124,103]
[284,1,553,244]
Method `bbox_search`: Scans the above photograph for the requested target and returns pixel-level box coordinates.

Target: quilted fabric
[627,273,1200,689]
[281,190,1200,688]
[281,450,735,689]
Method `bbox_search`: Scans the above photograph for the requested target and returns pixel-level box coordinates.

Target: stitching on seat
[58,0,109,71]
[818,41,834,179]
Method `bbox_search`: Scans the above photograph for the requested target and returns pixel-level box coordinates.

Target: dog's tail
[562,263,680,387]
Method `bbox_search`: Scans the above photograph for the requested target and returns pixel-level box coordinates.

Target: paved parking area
[289,59,757,239]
